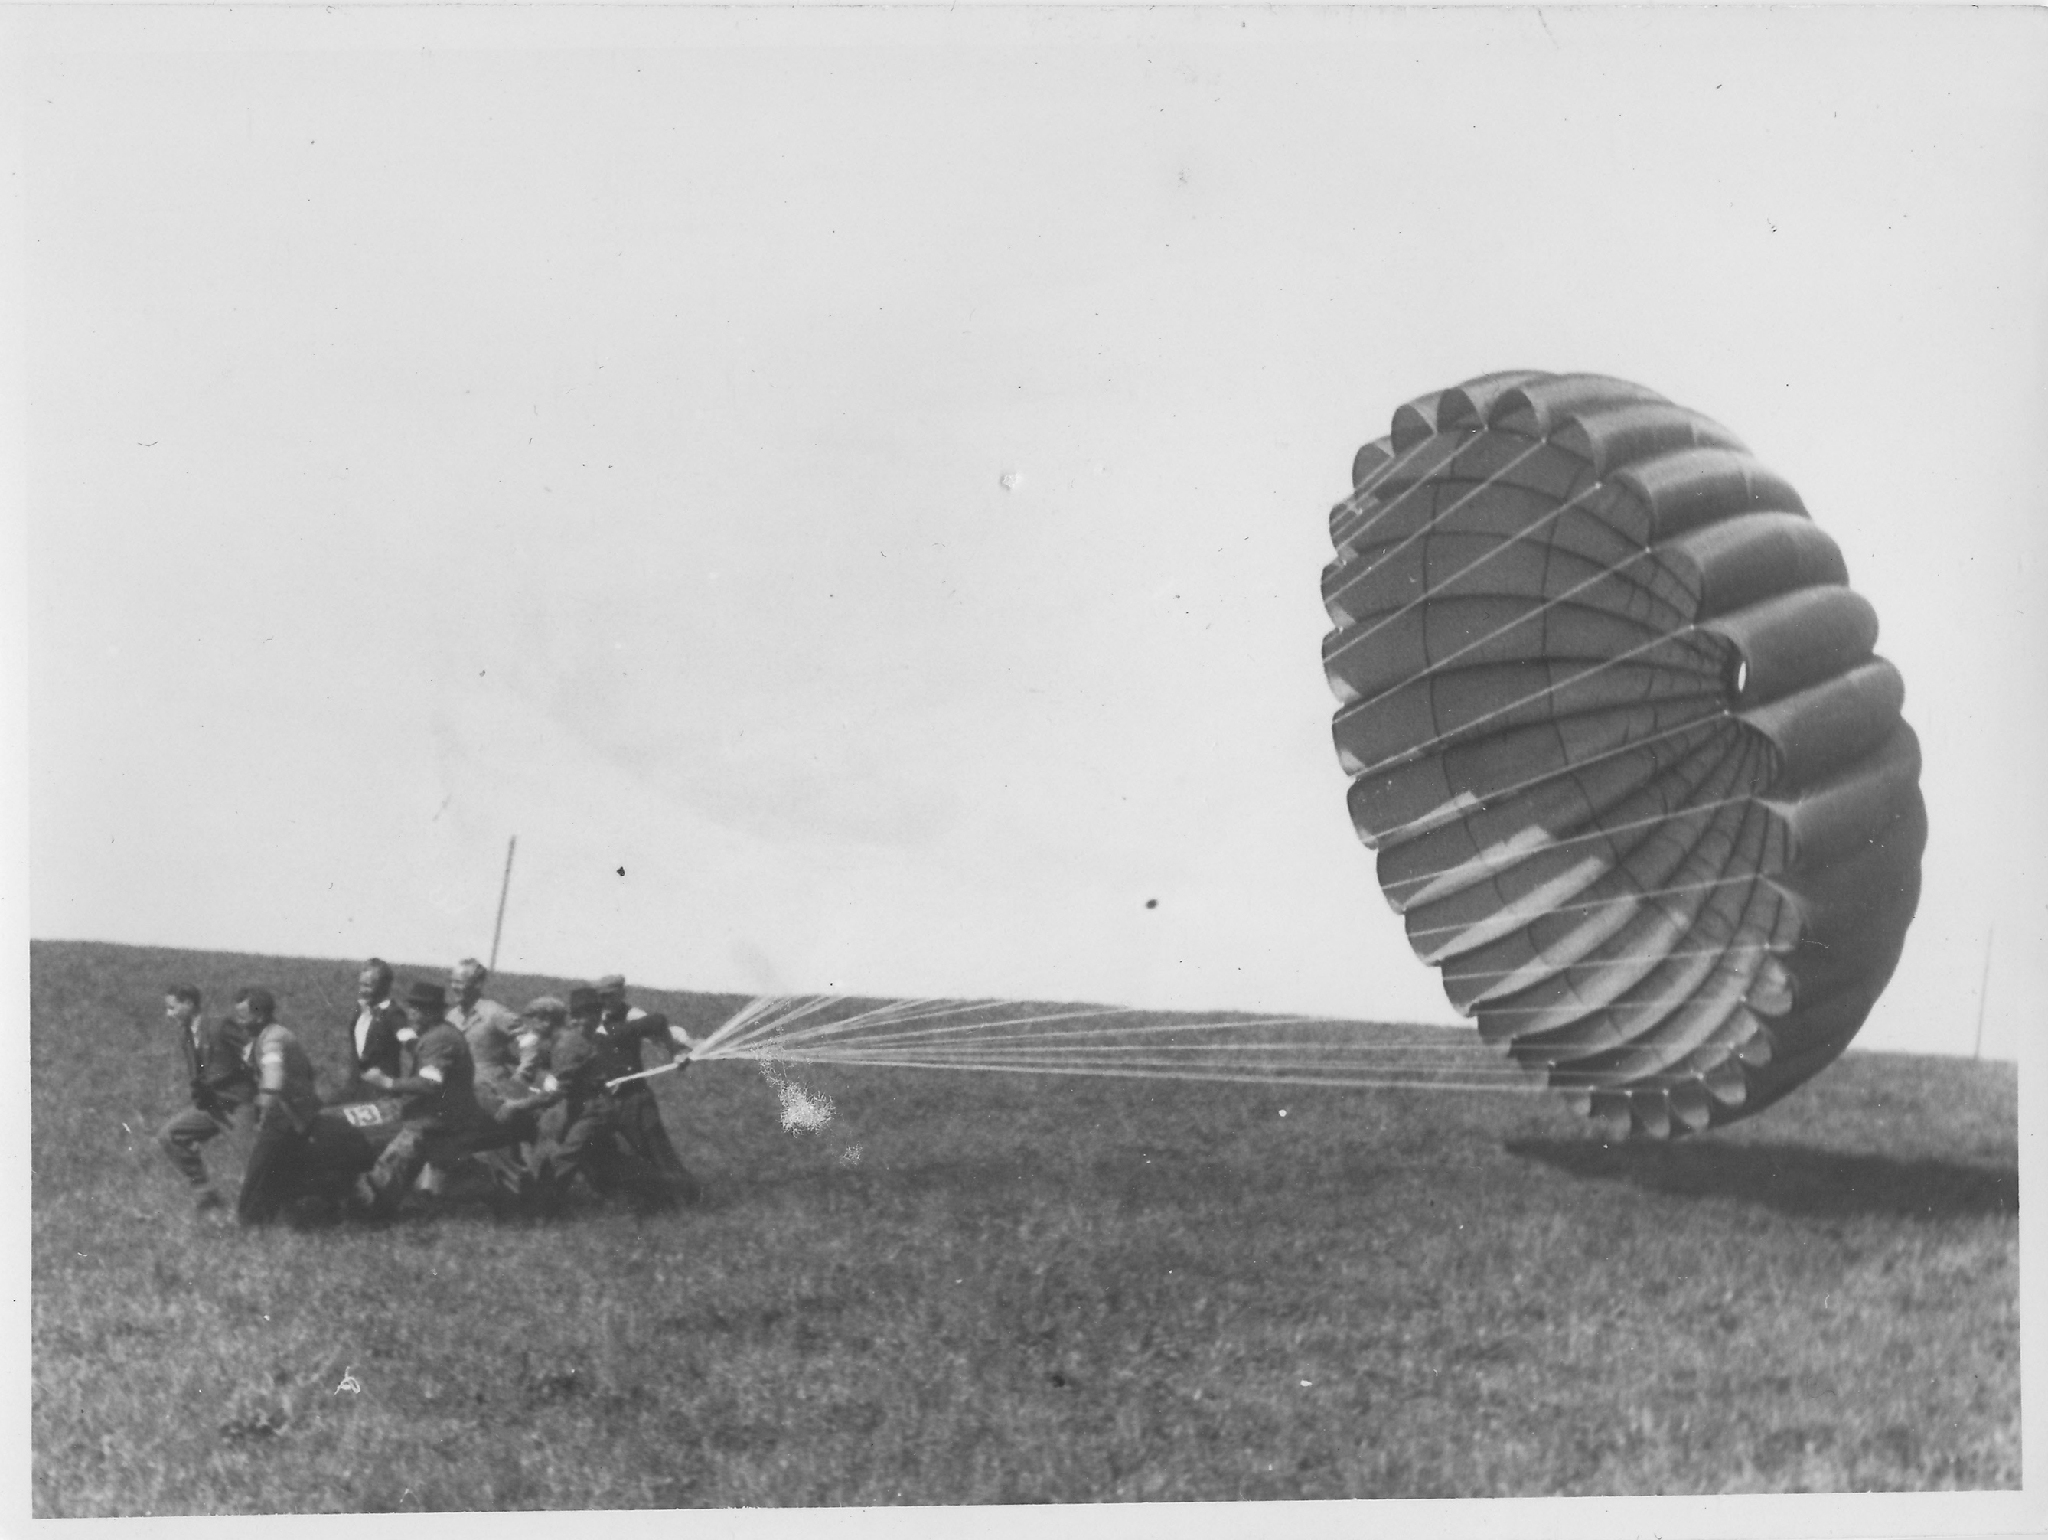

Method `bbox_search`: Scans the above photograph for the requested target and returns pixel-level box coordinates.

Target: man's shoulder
[550,1029,596,1070]
[210,1015,253,1048]
[450,1000,519,1029]
[427,1020,477,1064]
[202,1016,256,1074]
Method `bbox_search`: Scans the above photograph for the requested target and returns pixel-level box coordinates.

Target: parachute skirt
[1323,371,1925,1139]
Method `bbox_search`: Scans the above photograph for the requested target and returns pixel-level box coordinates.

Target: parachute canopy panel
[1323,371,1924,1138]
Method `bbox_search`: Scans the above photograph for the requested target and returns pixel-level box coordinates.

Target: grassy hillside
[29,939,2019,1514]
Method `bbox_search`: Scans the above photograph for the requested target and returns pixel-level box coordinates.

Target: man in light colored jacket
[235,987,323,1226]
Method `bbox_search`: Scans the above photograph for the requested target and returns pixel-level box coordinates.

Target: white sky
[14,5,2048,1060]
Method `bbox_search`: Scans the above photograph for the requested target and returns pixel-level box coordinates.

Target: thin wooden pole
[1973,926,1994,1060]
[489,835,518,974]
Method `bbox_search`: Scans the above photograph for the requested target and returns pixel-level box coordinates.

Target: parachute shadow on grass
[1504,1137,2016,1220]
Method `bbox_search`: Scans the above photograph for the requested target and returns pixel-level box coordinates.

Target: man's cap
[406,980,448,1012]
[523,995,568,1023]
[567,985,602,1015]
[450,958,487,984]
[592,973,627,998]
[242,987,277,1019]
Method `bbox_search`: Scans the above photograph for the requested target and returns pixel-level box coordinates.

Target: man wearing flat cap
[471,998,561,1146]
[448,960,558,1173]
[515,996,568,1089]
[589,974,701,1202]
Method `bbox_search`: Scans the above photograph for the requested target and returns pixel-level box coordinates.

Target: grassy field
[29,938,2020,1514]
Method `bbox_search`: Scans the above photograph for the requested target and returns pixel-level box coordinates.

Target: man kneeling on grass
[471,995,561,1151]
[356,981,524,1218]
[530,986,675,1215]
[236,988,324,1226]
[157,983,256,1215]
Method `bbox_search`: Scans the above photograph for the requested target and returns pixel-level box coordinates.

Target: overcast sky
[17,5,2048,1061]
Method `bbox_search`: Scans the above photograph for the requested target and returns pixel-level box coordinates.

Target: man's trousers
[158,1106,232,1194]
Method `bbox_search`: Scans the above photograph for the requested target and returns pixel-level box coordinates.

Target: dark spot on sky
[1145,898,1158,910]
[617,867,626,877]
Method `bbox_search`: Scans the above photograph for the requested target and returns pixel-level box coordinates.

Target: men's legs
[296,1111,378,1208]
[236,1111,308,1226]
[530,1102,669,1210]
[614,1089,699,1201]
[494,1099,545,1145]
[415,1091,524,1199]
[158,1107,227,1205]
[475,1088,544,1170]
[530,1102,603,1209]
[589,1133,678,1213]
[361,1125,430,1219]
[452,1117,532,1201]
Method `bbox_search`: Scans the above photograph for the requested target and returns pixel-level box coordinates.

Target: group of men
[156,957,702,1225]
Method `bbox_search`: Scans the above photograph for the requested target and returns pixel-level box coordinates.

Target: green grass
[30,938,2019,1513]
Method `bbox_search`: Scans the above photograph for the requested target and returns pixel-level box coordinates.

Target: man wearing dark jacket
[358,981,515,1216]
[156,984,256,1213]
[530,987,673,1213]
[340,958,410,1099]
[590,974,701,1202]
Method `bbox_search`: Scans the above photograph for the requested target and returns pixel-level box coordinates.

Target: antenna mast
[489,835,519,973]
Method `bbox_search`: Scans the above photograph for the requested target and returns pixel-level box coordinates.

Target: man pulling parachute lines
[1322,370,1925,1139]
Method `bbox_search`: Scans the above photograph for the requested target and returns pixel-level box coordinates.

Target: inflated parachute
[1322,372,1924,1138]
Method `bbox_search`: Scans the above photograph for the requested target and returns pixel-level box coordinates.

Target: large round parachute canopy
[1322,371,1925,1139]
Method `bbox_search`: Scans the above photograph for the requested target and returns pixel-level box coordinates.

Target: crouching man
[356,981,515,1217]
[530,987,674,1214]
[236,988,324,1226]
[471,996,562,1149]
